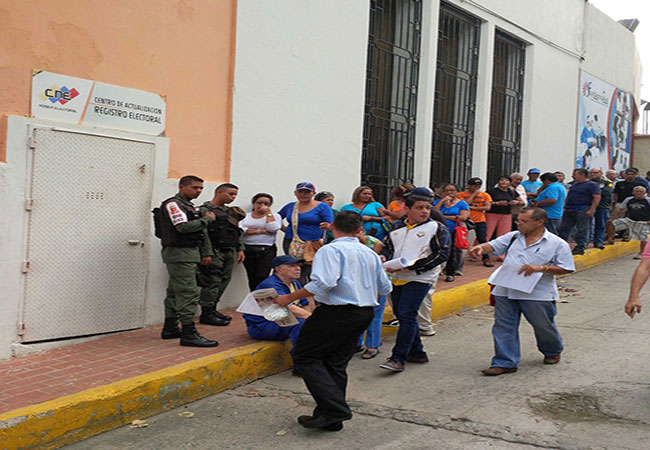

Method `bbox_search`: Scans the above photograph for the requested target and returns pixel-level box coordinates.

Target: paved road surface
[68,256,650,450]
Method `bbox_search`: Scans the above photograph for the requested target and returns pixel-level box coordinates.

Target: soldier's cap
[227,206,246,226]
[272,255,305,268]
[404,187,433,198]
[295,182,316,192]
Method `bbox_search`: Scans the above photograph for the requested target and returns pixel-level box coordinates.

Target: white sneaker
[420,328,436,336]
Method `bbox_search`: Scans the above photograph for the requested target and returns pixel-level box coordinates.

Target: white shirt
[489,230,575,301]
[239,212,282,246]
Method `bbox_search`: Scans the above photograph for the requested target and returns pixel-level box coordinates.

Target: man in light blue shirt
[469,207,574,376]
[521,168,543,199]
[533,172,567,235]
[274,211,391,431]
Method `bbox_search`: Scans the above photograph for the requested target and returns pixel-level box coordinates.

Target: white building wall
[582,4,642,97]
[230,0,370,212]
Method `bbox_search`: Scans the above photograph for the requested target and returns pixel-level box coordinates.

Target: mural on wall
[576,71,633,172]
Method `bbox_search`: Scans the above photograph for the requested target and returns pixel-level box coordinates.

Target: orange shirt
[458,191,492,223]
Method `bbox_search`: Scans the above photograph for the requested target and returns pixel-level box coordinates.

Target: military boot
[160,318,181,339]
[199,306,230,326]
[180,323,219,347]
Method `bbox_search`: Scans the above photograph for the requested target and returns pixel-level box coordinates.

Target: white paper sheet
[382,257,411,270]
[487,264,544,294]
[236,293,264,315]
[236,289,300,327]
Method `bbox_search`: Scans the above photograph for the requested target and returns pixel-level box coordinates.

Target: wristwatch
[267,213,273,217]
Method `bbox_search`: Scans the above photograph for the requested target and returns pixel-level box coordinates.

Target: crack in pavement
[225,383,605,450]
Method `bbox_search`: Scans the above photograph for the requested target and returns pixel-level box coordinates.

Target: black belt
[244,244,275,252]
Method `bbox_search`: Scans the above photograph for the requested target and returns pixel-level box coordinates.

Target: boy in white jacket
[379,195,451,372]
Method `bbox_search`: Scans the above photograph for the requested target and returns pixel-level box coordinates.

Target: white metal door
[21,128,154,342]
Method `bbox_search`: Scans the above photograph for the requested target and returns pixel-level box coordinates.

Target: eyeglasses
[255,201,271,206]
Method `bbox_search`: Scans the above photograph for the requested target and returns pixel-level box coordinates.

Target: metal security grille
[487,31,526,186]
[362,0,422,205]
[22,128,153,342]
[430,2,480,188]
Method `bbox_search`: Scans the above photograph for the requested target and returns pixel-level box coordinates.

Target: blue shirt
[535,183,567,220]
[432,199,469,232]
[489,231,575,301]
[305,236,392,306]
[279,202,334,241]
[243,274,306,325]
[340,202,388,240]
[521,180,543,194]
[566,180,600,210]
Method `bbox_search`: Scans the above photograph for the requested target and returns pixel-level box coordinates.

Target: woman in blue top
[434,183,470,282]
[279,182,334,284]
[340,186,389,240]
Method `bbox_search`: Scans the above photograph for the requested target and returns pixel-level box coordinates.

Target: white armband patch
[166,201,188,225]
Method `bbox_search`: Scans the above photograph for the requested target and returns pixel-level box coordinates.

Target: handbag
[454,220,470,249]
[287,203,320,262]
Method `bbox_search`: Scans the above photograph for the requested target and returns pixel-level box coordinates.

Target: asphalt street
[68,255,650,450]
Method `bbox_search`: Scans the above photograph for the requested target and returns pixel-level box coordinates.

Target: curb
[0,241,637,449]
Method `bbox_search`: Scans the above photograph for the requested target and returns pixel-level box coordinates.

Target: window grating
[430,2,481,188]
[361,0,423,205]
[487,30,526,186]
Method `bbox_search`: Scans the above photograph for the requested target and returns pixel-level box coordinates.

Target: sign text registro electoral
[31,70,166,136]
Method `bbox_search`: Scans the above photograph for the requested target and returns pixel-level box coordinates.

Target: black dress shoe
[214,310,232,321]
[199,312,230,326]
[300,415,344,431]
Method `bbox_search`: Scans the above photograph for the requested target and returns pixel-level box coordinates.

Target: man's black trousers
[292,304,374,421]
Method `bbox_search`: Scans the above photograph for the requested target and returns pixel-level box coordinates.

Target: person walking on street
[589,168,613,249]
[156,175,219,347]
[273,211,392,431]
[469,207,574,376]
[625,241,650,318]
[379,195,451,372]
[531,172,566,235]
[199,183,246,326]
[558,168,601,255]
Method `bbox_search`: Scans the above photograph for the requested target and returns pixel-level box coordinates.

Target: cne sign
[31,70,166,136]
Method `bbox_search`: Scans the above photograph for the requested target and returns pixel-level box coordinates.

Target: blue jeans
[358,295,387,348]
[593,208,610,245]
[558,209,590,252]
[491,296,563,368]
[545,218,561,235]
[390,282,431,363]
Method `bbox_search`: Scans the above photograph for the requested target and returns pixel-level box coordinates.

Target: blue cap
[271,255,305,268]
[528,168,541,174]
[404,187,433,198]
[295,182,316,192]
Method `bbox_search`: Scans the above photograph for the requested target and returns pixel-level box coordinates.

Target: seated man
[243,255,315,350]
[606,186,650,259]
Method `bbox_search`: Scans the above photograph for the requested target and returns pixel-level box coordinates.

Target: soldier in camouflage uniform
[157,175,218,347]
[199,183,246,326]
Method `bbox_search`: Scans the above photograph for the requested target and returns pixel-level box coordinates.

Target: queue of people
[154,168,647,431]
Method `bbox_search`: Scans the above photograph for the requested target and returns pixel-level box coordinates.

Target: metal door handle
[128,240,141,245]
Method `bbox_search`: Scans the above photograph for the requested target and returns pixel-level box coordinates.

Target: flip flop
[362,348,379,359]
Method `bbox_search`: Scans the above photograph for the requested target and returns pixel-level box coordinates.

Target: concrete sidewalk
[0,241,638,449]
